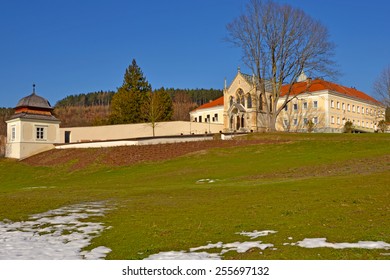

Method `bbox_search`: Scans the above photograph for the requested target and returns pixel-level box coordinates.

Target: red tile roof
[281,79,380,104]
[192,96,224,111]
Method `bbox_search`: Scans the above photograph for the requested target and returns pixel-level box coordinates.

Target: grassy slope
[0,133,389,259]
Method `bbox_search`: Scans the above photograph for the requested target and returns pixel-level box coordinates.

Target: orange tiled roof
[192,96,224,111]
[281,79,380,104]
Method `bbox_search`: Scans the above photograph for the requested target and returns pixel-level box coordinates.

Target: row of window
[10,126,47,141]
[284,101,318,111]
[284,117,319,126]
[330,100,376,115]
[193,113,219,123]
[330,116,375,128]
[229,95,253,108]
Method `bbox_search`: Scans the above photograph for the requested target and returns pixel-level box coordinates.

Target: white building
[5,88,61,159]
[189,96,224,126]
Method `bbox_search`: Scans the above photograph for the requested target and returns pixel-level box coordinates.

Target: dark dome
[15,93,52,110]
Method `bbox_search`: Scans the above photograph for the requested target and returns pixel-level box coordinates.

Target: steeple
[32,83,36,95]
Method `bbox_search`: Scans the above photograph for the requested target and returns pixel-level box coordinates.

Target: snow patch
[0,201,112,260]
[295,238,390,250]
[145,230,275,260]
[237,230,277,239]
[144,251,221,260]
[196,179,218,184]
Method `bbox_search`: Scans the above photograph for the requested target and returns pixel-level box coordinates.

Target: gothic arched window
[259,93,263,111]
[247,94,252,108]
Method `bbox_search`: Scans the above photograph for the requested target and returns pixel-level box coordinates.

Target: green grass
[0,133,389,259]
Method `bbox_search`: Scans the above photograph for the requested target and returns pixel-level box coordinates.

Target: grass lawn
[0,133,389,259]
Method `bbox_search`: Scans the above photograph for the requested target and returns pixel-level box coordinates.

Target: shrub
[377,120,388,133]
[344,121,354,133]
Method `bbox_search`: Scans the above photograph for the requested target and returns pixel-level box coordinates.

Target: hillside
[2,133,389,260]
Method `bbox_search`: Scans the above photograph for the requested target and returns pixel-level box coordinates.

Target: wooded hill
[54,88,223,127]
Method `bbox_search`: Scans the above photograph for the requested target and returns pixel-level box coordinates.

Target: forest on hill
[54,88,223,127]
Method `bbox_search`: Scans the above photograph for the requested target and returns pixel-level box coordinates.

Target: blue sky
[0,0,389,107]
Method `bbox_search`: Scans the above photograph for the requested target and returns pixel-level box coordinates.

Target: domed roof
[15,92,53,110]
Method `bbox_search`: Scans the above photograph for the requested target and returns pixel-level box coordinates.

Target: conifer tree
[110,59,152,124]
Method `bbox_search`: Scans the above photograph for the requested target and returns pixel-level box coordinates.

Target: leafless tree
[373,65,390,107]
[226,0,336,131]
[141,92,165,137]
[172,91,197,121]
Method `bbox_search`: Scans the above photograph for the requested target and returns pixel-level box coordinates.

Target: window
[331,116,335,124]
[206,115,210,122]
[284,104,288,111]
[342,103,345,110]
[303,102,308,109]
[247,94,252,108]
[36,126,46,140]
[229,97,234,107]
[347,104,350,111]
[283,119,289,127]
[259,94,263,111]
[366,108,369,114]
[293,119,298,126]
[352,105,355,112]
[214,113,218,122]
[362,107,364,114]
[357,106,360,113]
[331,100,334,108]
[313,101,318,108]
[304,118,308,124]
[293,104,298,111]
[199,116,202,122]
[241,96,245,107]
[313,117,318,124]
[337,102,340,109]
[11,126,16,141]
[337,117,340,124]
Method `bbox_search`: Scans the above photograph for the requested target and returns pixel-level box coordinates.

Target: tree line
[55,91,115,107]
[55,87,222,108]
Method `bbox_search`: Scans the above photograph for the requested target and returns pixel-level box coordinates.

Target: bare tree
[172,91,197,121]
[141,92,166,137]
[226,0,336,131]
[373,65,390,107]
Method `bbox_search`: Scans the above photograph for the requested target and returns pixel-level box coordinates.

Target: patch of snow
[190,242,223,252]
[144,251,221,260]
[237,230,277,239]
[296,238,390,250]
[221,241,274,254]
[0,201,112,260]
[196,179,218,184]
[146,230,276,260]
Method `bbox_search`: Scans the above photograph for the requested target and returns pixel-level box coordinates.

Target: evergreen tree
[110,59,152,124]
[154,87,173,121]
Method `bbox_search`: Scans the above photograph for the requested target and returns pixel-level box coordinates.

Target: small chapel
[5,85,60,159]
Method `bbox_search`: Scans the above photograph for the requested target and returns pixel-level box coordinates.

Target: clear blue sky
[1,0,389,108]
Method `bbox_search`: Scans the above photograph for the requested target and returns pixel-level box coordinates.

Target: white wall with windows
[190,106,224,125]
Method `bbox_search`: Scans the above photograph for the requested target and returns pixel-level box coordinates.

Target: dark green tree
[110,59,152,124]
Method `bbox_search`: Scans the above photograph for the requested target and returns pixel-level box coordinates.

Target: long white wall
[59,121,224,143]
